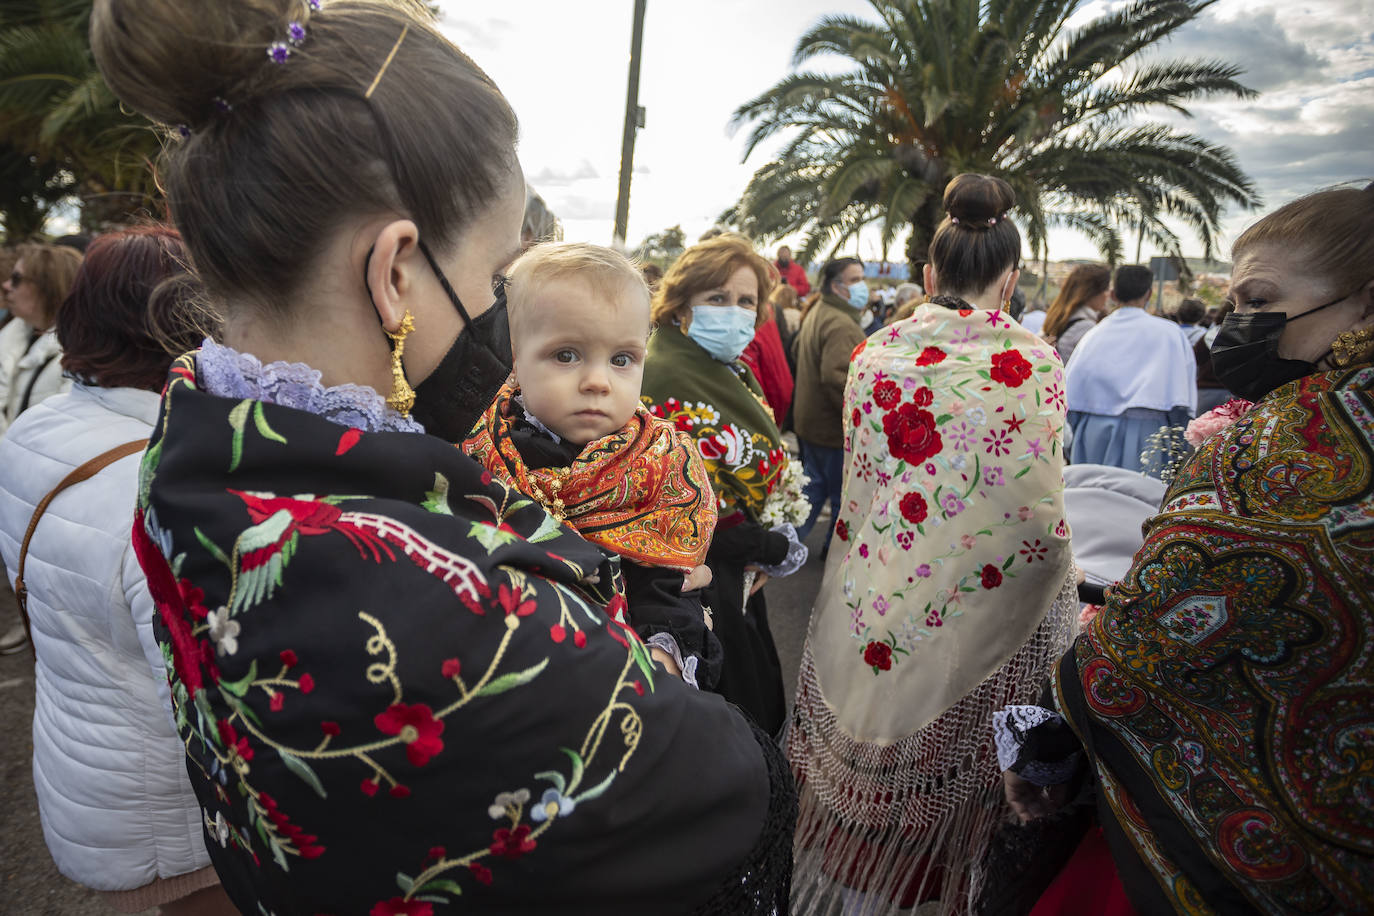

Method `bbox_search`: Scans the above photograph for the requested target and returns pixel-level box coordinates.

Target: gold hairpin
[365,23,410,99]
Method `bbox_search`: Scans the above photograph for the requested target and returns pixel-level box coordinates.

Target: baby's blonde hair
[506,241,651,341]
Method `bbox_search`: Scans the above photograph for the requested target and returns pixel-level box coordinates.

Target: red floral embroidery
[573,630,587,648]
[496,583,538,617]
[374,703,445,766]
[269,692,284,712]
[863,641,892,670]
[981,564,1004,589]
[469,862,494,885]
[279,649,298,668]
[178,579,209,619]
[915,346,947,366]
[490,824,537,860]
[298,673,315,693]
[549,624,566,643]
[441,658,462,678]
[320,720,341,736]
[335,428,363,456]
[882,403,943,465]
[851,407,861,428]
[899,492,929,524]
[360,778,379,796]
[989,350,1033,387]
[835,519,849,541]
[370,898,433,916]
[913,386,934,407]
[217,720,254,761]
[873,380,901,409]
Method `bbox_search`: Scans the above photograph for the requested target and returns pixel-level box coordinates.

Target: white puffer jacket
[0,383,210,891]
[0,318,71,436]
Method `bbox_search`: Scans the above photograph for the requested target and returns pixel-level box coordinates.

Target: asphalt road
[0,520,831,915]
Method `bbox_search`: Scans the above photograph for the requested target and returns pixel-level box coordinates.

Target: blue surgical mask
[687,306,756,363]
[847,280,870,310]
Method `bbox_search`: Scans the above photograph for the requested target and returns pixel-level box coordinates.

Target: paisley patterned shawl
[133,352,782,915]
[810,303,1073,742]
[1056,365,1374,913]
[463,382,718,572]
[640,325,787,523]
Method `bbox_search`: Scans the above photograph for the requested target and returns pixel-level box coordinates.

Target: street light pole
[612,0,647,250]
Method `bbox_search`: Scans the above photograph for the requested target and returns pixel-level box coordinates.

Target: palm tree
[725,0,1260,271]
[0,0,162,235]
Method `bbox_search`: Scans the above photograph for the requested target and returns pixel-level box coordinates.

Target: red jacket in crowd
[775,259,810,296]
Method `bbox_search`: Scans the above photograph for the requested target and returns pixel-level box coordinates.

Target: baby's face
[513,277,649,446]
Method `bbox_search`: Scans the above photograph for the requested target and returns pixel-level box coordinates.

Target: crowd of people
[0,1,1370,914]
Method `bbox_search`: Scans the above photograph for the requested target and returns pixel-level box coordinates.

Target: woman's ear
[365,219,422,333]
[923,263,938,297]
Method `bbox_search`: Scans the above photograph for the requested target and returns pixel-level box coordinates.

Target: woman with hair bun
[89,1,794,913]
[788,174,1079,915]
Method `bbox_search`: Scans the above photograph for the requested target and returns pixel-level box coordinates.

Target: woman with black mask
[91,1,794,913]
[988,181,1374,914]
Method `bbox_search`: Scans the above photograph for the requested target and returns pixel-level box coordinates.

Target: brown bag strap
[14,438,150,656]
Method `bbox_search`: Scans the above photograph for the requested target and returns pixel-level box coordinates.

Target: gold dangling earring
[1331,326,1374,367]
[385,310,417,416]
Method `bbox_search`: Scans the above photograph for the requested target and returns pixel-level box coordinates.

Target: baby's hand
[683,565,712,592]
[649,646,683,678]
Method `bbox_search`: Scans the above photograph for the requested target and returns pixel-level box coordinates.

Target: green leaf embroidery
[422,473,453,515]
[416,880,464,897]
[473,658,550,697]
[573,768,617,804]
[935,414,953,425]
[396,872,415,894]
[468,521,521,553]
[1003,554,1015,571]
[219,660,258,698]
[252,401,287,444]
[560,747,585,791]
[534,769,567,795]
[195,527,232,570]
[228,400,251,472]
[1015,466,1032,479]
[527,513,564,543]
[279,750,327,799]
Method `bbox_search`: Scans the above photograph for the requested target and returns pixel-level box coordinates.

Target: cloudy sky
[440,0,1374,263]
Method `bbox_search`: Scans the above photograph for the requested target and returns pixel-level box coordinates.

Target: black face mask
[368,239,513,442]
[1210,293,1347,401]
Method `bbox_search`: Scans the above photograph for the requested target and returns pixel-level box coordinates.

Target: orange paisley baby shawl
[464,382,718,572]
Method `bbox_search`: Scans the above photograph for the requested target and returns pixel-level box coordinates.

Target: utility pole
[612,0,647,250]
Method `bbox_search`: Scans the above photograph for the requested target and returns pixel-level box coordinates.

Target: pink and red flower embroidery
[915,346,947,366]
[980,564,1004,589]
[374,703,445,767]
[989,350,1033,387]
[371,899,433,916]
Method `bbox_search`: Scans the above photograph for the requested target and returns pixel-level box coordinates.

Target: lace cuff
[645,632,700,689]
[754,523,808,578]
[993,705,1081,786]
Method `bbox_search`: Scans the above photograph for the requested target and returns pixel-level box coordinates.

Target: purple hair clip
[268,21,307,63]
[176,124,191,138]
[309,0,322,8]
[213,96,232,113]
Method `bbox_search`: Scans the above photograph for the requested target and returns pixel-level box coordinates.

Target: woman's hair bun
[92,0,314,127]
[943,174,1016,230]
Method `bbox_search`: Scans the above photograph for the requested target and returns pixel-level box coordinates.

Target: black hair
[1113,265,1154,303]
